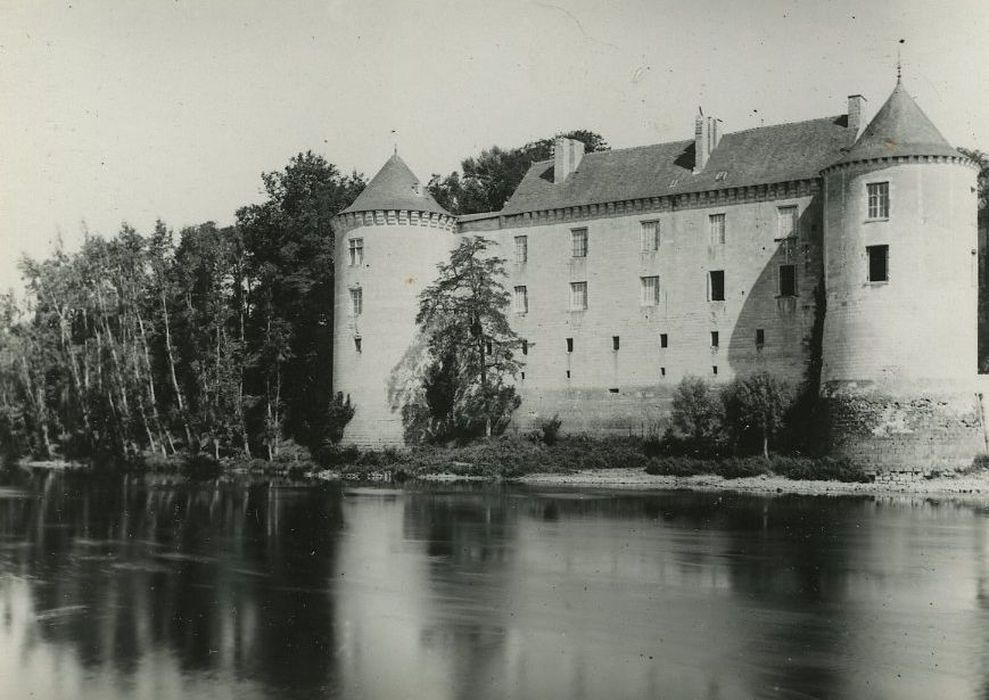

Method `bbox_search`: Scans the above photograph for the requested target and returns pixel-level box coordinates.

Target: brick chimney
[693,110,722,173]
[554,137,585,183]
[847,94,867,137]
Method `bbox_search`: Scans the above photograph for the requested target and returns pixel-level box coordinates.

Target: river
[0,470,986,699]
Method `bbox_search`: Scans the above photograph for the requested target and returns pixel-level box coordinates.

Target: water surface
[0,470,987,699]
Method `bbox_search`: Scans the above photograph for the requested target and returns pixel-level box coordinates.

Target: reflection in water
[0,471,988,699]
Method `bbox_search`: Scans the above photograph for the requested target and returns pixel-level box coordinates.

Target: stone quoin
[331,81,984,469]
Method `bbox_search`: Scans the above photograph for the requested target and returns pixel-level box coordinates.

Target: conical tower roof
[837,82,960,165]
[340,153,449,216]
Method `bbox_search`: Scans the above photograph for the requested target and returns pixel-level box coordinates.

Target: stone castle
[331,80,984,469]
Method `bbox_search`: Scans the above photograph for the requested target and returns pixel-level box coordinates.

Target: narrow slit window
[867,182,890,219]
[711,331,719,348]
[867,244,889,282]
[712,365,718,376]
[640,275,660,306]
[566,370,571,379]
[708,270,725,301]
[571,228,588,257]
[522,340,529,355]
[660,367,666,377]
[612,336,620,351]
[660,333,668,348]
[779,264,797,297]
[566,337,574,353]
[354,337,362,353]
[756,329,765,347]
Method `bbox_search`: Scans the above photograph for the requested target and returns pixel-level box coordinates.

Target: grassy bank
[316,435,874,484]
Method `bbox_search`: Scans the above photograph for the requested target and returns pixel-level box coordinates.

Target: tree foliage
[392,236,523,443]
[0,152,365,464]
[666,376,724,455]
[428,130,609,215]
[722,372,794,459]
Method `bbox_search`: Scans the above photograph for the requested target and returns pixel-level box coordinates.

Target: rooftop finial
[897,39,904,84]
[391,129,398,156]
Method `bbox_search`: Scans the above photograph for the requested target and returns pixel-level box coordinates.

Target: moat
[1,470,987,699]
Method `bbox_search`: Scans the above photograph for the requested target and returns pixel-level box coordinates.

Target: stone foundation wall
[823,379,989,471]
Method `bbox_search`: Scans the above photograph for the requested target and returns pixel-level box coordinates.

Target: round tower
[820,81,982,468]
[332,154,456,447]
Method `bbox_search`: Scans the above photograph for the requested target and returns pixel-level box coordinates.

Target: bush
[324,392,356,445]
[540,415,562,446]
[644,454,870,483]
[769,455,870,483]
[669,376,723,445]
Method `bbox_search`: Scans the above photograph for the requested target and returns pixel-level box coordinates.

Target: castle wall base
[822,378,989,471]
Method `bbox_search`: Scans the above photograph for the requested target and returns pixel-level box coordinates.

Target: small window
[660,367,666,377]
[779,264,797,297]
[570,281,588,310]
[612,336,620,351]
[709,213,726,245]
[354,337,362,353]
[777,206,798,239]
[571,228,588,257]
[521,371,525,380]
[708,270,725,301]
[514,285,528,314]
[515,235,528,264]
[349,288,363,316]
[712,365,718,375]
[756,329,765,347]
[566,337,574,353]
[867,244,889,282]
[348,238,364,266]
[711,331,719,348]
[660,333,668,348]
[640,221,660,251]
[640,275,660,306]
[608,387,620,394]
[522,339,529,355]
[566,370,571,379]
[867,182,890,219]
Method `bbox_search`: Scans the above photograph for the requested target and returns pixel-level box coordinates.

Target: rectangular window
[712,365,718,376]
[571,228,588,257]
[354,337,362,353]
[566,337,574,353]
[779,264,797,297]
[756,328,765,347]
[570,281,588,310]
[640,220,660,251]
[612,336,620,351]
[513,285,528,314]
[867,244,889,282]
[349,288,362,316]
[660,333,668,348]
[711,331,719,348]
[777,206,798,238]
[708,270,725,301]
[515,235,528,264]
[660,367,666,377]
[640,275,660,306]
[348,238,364,266]
[522,340,529,355]
[709,213,726,245]
[867,182,889,219]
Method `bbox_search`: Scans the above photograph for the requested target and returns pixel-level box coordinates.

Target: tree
[959,148,988,212]
[428,130,609,215]
[722,372,794,459]
[667,376,723,452]
[394,236,523,442]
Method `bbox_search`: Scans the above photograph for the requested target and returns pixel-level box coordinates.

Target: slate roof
[500,115,856,216]
[340,153,450,216]
[836,82,960,164]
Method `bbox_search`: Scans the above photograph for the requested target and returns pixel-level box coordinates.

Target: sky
[1,0,988,291]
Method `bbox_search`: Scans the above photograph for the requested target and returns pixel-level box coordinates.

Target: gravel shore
[514,468,989,498]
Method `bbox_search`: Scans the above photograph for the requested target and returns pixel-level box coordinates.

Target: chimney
[847,94,867,137]
[554,137,585,183]
[693,111,722,173]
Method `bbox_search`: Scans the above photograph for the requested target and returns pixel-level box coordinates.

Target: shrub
[769,455,870,483]
[324,392,356,445]
[540,415,562,446]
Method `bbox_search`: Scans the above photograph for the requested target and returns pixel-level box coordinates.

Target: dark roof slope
[500,116,855,216]
[341,153,449,216]
[837,82,959,164]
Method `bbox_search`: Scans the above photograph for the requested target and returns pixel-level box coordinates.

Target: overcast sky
[2,0,988,291]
